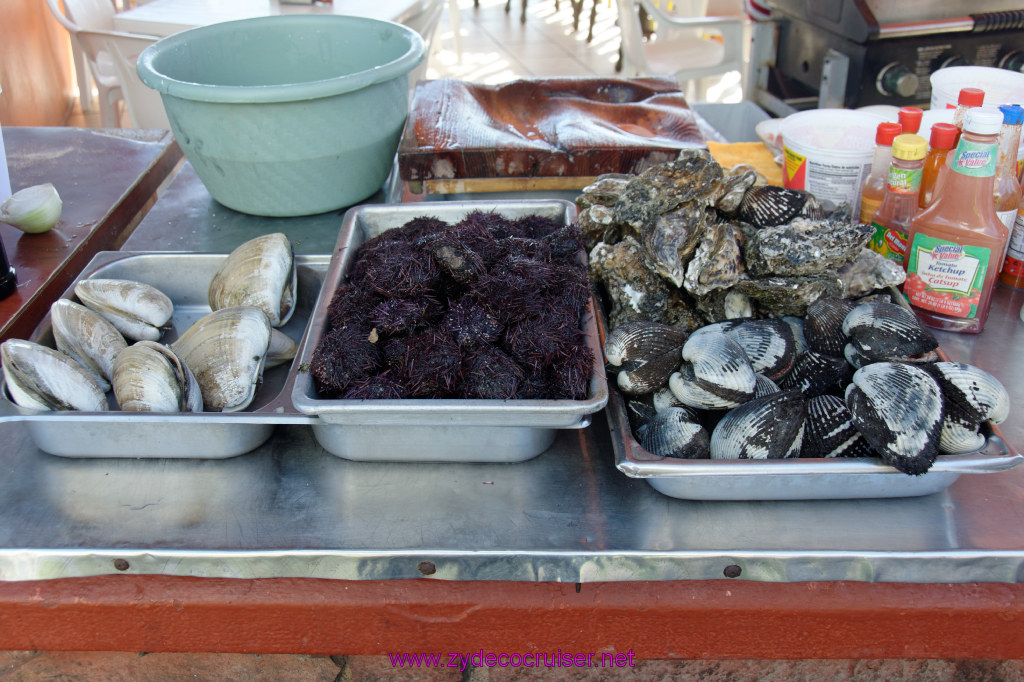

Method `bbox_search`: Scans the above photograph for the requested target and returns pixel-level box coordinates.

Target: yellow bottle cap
[892,134,928,161]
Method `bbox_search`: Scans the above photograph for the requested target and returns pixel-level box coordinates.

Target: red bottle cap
[928,122,959,150]
[898,106,924,134]
[876,121,902,145]
[957,87,985,106]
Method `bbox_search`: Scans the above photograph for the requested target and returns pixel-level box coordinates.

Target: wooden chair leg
[520,0,527,24]
[586,0,598,42]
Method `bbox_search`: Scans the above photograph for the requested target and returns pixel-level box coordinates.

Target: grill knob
[1001,51,1024,73]
[940,55,969,69]
[877,63,920,98]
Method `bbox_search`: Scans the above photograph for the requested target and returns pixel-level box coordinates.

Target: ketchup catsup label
[904,235,989,319]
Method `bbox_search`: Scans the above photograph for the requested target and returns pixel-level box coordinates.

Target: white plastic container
[930,66,1024,111]
[780,109,884,217]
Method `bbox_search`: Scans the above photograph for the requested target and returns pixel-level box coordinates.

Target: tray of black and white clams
[582,150,1022,500]
[0,233,329,458]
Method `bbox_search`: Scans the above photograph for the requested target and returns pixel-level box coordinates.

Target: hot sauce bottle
[859,121,902,225]
[898,106,923,135]
[868,134,927,266]
[919,123,958,209]
[903,108,1010,334]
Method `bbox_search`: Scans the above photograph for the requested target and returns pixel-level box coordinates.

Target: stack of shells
[581,149,908,331]
[586,151,1009,476]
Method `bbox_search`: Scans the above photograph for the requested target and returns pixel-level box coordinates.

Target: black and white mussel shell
[842,301,939,363]
[801,394,873,458]
[637,407,710,459]
[604,320,688,395]
[709,390,807,459]
[669,331,756,410]
[845,362,944,475]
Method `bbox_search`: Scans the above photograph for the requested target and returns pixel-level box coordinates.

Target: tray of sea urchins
[582,149,1021,500]
[289,199,608,463]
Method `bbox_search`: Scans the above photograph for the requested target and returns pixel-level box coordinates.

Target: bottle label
[951,139,997,178]
[1005,209,1024,261]
[868,222,908,265]
[997,208,1017,231]
[886,166,922,193]
[905,234,990,319]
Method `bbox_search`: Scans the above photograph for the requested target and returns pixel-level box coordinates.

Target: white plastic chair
[76,29,170,129]
[615,0,748,102]
[44,0,122,126]
[401,0,447,86]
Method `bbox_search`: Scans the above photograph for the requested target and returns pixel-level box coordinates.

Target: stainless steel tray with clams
[0,247,325,458]
[289,200,609,463]
[599,291,1022,501]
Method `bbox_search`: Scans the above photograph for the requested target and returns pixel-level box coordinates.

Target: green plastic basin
[137,15,424,217]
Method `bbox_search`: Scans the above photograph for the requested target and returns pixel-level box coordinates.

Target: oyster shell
[733,273,844,318]
[682,221,746,297]
[709,390,806,459]
[1,339,108,411]
[837,248,907,298]
[50,298,127,392]
[113,340,202,412]
[171,306,272,412]
[208,232,296,327]
[636,406,710,459]
[845,362,944,475]
[842,300,938,362]
[589,237,703,330]
[641,202,706,287]
[612,150,723,231]
[714,164,759,215]
[74,278,173,342]
[800,394,873,458]
[743,216,872,278]
[578,204,620,251]
[577,174,632,208]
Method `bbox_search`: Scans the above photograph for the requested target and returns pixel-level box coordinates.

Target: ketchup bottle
[903,108,1010,334]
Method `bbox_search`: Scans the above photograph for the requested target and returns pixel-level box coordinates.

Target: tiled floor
[40,3,1023,680]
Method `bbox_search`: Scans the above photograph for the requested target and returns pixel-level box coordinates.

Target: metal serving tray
[607,383,1021,501]
[599,299,1023,501]
[0,251,325,458]
[289,200,609,462]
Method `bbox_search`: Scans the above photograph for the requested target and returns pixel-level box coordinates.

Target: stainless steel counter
[2,162,1023,584]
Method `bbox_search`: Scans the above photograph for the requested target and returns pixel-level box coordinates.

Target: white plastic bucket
[930,66,1024,110]
[780,109,884,216]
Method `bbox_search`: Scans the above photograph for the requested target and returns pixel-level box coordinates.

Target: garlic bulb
[0,183,62,234]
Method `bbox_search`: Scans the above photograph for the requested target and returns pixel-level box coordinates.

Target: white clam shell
[1,339,108,412]
[208,232,296,327]
[113,341,202,413]
[50,298,127,392]
[171,306,271,412]
[74,278,173,342]
[264,329,299,370]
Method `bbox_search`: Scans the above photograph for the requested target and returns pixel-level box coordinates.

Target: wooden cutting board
[397,77,708,191]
